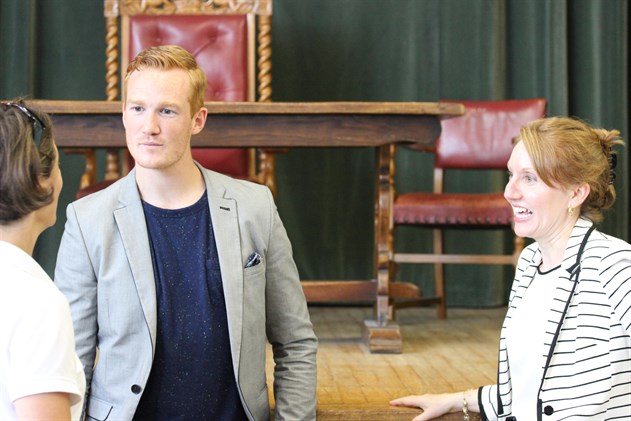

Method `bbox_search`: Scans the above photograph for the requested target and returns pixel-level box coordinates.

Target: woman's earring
[568,207,574,218]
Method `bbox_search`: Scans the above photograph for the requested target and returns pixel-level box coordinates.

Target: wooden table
[28,100,464,353]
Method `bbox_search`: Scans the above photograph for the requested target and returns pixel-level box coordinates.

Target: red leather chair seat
[191,148,248,177]
[393,192,513,226]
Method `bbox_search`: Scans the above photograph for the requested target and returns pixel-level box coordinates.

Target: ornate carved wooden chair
[387,99,547,319]
[75,0,275,199]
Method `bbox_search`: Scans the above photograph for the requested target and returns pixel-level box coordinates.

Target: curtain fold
[1,0,627,307]
[0,0,37,96]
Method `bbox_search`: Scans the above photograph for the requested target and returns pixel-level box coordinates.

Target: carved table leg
[364,144,402,353]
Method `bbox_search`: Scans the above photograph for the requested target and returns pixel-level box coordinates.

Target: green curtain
[1,0,628,307]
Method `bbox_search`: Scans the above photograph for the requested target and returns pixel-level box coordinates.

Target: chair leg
[387,261,400,321]
[433,228,447,319]
[434,262,446,319]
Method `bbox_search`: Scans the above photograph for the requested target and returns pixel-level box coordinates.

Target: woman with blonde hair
[391,116,631,420]
[0,101,85,420]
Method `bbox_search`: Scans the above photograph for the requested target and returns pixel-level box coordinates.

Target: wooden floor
[266,305,507,420]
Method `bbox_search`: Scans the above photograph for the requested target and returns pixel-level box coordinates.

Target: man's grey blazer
[55,165,317,421]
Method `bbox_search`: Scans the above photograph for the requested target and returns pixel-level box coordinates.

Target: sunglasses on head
[2,102,46,149]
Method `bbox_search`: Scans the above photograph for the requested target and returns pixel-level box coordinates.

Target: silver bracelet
[463,392,470,421]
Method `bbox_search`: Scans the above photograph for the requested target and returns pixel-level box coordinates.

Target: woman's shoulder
[587,228,631,259]
[579,229,631,292]
[517,241,540,265]
[1,264,69,326]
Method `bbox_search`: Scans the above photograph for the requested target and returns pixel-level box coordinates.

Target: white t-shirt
[505,264,562,419]
[0,241,85,420]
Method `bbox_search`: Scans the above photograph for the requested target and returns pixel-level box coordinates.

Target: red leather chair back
[435,99,547,169]
[128,14,250,177]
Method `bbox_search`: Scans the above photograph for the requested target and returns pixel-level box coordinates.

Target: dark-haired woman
[0,101,85,420]
[391,116,631,420]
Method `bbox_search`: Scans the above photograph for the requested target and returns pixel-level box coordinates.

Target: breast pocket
[243,261,266,292]
[85,395,114,421]
[243,262,266,326]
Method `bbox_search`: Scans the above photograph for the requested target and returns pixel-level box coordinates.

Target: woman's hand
[390,392,462,421]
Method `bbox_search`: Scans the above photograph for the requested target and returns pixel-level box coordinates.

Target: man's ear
[121,102,127,129]
[191,107,208,135]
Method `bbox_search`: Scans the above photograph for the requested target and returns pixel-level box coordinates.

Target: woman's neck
[537,216,580,271]
[0,214,41,256]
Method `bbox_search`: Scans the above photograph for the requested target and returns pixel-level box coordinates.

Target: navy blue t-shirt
[133,193,247,421]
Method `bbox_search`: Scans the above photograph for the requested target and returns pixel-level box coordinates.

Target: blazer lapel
[202,167,244,371]
[113,170,158,350]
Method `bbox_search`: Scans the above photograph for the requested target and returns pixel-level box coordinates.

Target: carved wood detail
[104,16,119,101]
[255,13,277,196]
[106,0,271,16]
[375,144,396,325]
[257,14,272,103]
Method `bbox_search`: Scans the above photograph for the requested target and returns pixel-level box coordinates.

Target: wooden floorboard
[266,306,506,420]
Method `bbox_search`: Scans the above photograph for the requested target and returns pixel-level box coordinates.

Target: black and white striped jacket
[479,218,631,421]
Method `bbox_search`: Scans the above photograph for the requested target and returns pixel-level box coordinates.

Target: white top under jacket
[0,241,85,420]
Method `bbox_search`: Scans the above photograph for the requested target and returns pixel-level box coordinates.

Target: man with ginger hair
[55,45,317,421]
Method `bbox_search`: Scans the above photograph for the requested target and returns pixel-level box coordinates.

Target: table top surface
[26,100,464,116]
[23,100,464,148]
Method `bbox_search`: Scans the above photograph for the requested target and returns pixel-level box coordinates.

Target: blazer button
[131,384,142,394]
[543,405,554,416]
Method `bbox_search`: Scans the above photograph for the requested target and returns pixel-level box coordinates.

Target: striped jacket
[479,218,631,421]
